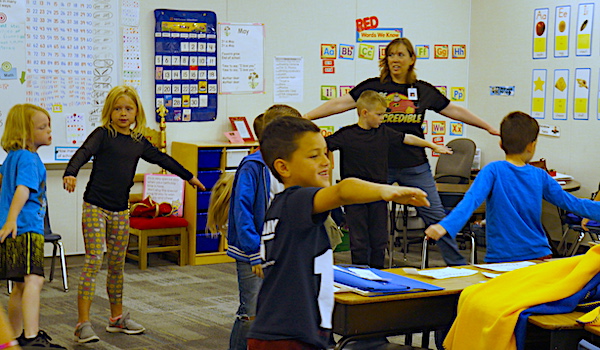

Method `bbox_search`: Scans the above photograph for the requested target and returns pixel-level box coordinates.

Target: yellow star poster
[531,69,547,119]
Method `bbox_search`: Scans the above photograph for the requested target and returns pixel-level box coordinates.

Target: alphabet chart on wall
[154,9,218,122]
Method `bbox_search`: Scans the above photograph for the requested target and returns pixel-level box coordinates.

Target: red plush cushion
[130,216,188,230]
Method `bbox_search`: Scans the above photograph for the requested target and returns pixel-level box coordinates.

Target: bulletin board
[0,0,122,164]
[154,9,218,122]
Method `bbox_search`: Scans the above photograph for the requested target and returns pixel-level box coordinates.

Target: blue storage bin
[197,191,212,210]
[196,233,220,253]
[198,170,222,189]
[198,149,222,168]
[197,212,208,231]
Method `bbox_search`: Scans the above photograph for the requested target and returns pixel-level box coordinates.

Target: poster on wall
[573,68,590,120]
[154,9,218,122]
[531,69,547,119]
[552,69,569,120]
[597,70,600,120]
[218,23,264,94]
[274,56,303,103]
[532,8,549,59]
[576,3,594,56]
[554,6,571,58]
[17,0,120,164]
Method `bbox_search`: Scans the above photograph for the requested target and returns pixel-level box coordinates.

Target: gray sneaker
[74,321,100,343]
[106,312,146,335]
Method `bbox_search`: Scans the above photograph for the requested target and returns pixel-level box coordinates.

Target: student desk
[526,312,587,350]
[332,263,589,350]
[332,266,488,349]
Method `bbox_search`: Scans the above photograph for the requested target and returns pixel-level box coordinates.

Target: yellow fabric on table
[444,244,600,350]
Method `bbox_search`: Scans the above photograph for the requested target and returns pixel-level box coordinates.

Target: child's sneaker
[74,321,100,343]
[19,330,66,349]
[105,312,146,334]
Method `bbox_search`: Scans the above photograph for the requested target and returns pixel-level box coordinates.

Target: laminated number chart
[154,10,218,122]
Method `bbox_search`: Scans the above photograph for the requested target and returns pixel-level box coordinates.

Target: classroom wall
[468,0,599,197]
[21,0,600,255]
[136,0,473,174]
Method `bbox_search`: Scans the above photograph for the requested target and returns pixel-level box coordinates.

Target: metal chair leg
[401,205,409,262]
[469,232,476,264]
[57,241,68,292]
[50,241,57,282]
[421,236,428,269]
[388,202,396,268]
[7,280,12,294]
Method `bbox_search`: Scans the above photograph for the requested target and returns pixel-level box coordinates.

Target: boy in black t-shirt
[247,116,429,350]
[326,90,451,268]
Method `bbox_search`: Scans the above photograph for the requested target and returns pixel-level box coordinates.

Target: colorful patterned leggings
[78,202,129,304]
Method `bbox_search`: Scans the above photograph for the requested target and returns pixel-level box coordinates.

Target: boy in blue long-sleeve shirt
[425,111,600,263]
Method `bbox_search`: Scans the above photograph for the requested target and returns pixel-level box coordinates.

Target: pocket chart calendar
[154,9,218,122]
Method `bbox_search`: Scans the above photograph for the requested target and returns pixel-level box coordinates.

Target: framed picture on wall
[229,117,255,142]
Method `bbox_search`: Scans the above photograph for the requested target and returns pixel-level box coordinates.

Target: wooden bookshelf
[172,141,258,265]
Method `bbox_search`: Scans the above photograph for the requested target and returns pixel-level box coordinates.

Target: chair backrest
[541,200,563,256]
[434,138,476,184]
[44,206,52,235]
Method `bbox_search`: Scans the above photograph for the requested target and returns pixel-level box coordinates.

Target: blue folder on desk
[334,266,444,296]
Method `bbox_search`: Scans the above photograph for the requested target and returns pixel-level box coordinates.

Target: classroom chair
[125,112,189,270]
[579,339,600,350]
[544,182,600,257]
[421,138,478,268]
[433,138,476,185]
[7,207,69,293]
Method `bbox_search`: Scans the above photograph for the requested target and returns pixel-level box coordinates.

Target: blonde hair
[101,85,146,141]
[356,90,387,114]
[206,172,235,236]
[1,104,50,152]
[379,38,417,84]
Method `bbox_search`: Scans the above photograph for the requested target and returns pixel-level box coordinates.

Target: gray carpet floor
[0,236,476,350]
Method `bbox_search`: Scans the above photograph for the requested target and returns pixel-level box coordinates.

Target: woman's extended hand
[63,176,77,193]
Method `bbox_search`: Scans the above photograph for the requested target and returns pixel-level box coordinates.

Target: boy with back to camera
[425,111,600,263]
[247,116,429,350]
[326,90,452,269]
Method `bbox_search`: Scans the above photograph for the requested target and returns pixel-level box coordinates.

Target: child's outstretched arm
[403,134,452,155]
[425,224,447,241]
[313,178,429,214]
[188,176,206,191]
[0,185,29,243]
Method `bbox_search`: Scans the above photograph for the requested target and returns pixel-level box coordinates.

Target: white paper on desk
[482,272,502,278]
[333,265,389,281]
[475,261,535,272]
[347,268,389,281]
[552,172,574,181]
[410,267,479,279]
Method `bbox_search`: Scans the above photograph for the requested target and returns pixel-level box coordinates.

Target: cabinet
[172,141,257,265]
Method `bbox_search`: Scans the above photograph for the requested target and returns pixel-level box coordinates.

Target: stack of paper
[403,267,479,279]
[552,172,574,181]
[474,261,536,272]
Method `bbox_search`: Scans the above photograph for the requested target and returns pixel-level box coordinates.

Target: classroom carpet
[0,239,474,350]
